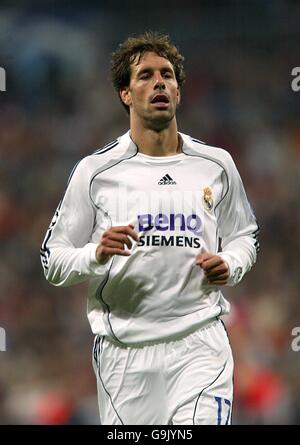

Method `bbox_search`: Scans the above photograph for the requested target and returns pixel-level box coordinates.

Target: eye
[163,72,173,79]
[139,73,151,80]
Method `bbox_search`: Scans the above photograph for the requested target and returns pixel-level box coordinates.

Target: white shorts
[92,318,234,425]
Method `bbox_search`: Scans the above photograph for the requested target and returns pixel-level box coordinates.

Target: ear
[176,88,181,106]
[120,87,132,107]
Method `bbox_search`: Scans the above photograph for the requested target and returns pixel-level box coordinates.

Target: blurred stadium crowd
[0,1,300,424]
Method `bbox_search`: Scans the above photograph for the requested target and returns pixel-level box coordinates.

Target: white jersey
[40,131,259,344]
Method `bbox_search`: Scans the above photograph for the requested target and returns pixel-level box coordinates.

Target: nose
[154,73,165,90]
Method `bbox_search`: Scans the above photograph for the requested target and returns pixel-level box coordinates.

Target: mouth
[150,94,170,108]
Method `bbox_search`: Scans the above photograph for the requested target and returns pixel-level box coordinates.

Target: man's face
[120,51,180,130]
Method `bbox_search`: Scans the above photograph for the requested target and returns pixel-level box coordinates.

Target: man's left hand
[195,252,229,285]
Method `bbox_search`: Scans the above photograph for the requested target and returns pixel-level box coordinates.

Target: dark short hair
[111,31,185,113]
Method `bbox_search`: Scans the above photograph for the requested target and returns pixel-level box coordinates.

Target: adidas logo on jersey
[158,174,176,185]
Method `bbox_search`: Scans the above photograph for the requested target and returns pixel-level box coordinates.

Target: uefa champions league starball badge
[203,187,214,211]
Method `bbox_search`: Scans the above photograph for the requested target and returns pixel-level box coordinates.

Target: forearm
[45,243,110,287]
[218,235,258,286]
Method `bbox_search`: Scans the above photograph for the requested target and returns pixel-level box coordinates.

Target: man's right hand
[96,224,139,265]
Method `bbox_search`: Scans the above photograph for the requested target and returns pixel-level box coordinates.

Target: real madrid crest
[203,187,214,211]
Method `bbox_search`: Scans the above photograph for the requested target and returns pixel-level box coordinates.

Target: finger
[207,271,229,281]
[103,233,133,250]
[101,239,129,250]
[195,252,213,266]
[207,272,229,281]
[110,225,139,242]
[101,247,131,257]
[124,225,139,242]
[206,274,229,283]
[205,263,228,278]
[200,256,224,271]
[201,276,227,286]
[207,278,228,285]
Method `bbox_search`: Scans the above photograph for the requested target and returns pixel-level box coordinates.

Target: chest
[90,157,224,227]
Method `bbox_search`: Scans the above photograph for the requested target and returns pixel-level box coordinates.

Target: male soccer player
[40,31,259,425]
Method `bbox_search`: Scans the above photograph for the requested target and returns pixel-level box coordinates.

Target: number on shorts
[214,396,231,425]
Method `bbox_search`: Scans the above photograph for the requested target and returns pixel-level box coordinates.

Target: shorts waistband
[102,317,220,349]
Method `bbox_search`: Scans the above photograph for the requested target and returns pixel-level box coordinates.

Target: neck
[130,119,181,157]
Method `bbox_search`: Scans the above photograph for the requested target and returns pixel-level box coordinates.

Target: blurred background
[1,0,300,424]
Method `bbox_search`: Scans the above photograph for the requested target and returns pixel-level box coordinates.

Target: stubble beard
[143,106,177,132]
